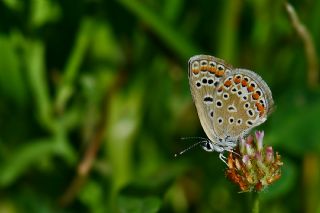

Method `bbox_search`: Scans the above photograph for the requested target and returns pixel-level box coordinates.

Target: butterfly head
[201,140,224,152]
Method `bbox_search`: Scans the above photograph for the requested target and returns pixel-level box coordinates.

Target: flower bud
[255,131,264,151]
[242,155,252,169]
[266,146,274,163]
[246,135,254,145]
[246,143,254,156]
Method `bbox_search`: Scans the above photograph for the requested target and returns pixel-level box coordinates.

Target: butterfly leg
[228,149,240,157]
[219,152,228,166]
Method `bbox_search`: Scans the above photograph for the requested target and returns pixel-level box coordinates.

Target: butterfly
[177,55,274,162]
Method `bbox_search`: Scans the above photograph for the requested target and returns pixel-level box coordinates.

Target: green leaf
[24,39,54,130]
[0,139,58,187]
[30,0,61,28]
[90,21,123,64]
[0,35,27,106]
[107,78,144,192]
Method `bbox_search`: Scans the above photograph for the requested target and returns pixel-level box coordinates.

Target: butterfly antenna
[174,140,207,157]
[180,136,207,141]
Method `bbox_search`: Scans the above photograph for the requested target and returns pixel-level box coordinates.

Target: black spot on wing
[204,96,214,103]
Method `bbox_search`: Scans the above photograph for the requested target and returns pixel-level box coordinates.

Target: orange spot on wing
[217,86,223,92]
[192,68,200,74]
[200,66,207,71]
[247,86,254,92]
[216,70,224,77]
[255,102,265,116]
[209,67,216,74]
[252,92,260,100]
[234,77,241,84]
[241,80,247,87]
[224,80,232,87]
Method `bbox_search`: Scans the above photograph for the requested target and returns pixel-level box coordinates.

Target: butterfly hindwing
[211,68,274,141]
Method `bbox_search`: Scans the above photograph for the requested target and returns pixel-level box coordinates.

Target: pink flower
[255,131,264,152]
[226,131,283,192]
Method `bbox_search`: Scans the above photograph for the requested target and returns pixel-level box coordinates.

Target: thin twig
[285,2,319,89]
[58,72,125,207]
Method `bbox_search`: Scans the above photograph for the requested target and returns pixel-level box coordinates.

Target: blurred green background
[1,0,320,212]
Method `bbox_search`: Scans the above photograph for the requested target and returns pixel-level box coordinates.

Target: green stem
[252,193,260,213]
[217,0,242,63]
[55,18,94,112]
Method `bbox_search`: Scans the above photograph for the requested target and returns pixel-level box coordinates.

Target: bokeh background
[1,0,320,212]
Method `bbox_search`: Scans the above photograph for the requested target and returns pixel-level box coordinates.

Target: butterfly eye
[201,141,214,152]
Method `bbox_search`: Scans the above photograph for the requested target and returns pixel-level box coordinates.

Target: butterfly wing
[211,68,274,141]
[188,55,233,142]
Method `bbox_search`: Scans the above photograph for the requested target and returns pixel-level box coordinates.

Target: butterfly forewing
[211,68,274,140]
[188,55,233,142]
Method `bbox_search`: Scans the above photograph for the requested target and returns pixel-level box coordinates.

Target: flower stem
[252,193,260,213]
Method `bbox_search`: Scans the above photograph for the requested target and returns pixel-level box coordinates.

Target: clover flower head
[226,131,283,192]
